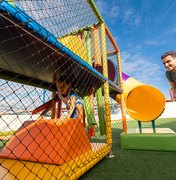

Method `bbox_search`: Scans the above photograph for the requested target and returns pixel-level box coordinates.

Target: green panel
[120,133,176,151]
[95,87,106,135]
[83,96,97,127]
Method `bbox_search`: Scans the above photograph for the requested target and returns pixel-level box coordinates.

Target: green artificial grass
[80,118,176,180]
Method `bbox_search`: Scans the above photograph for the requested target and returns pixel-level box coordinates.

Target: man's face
[162,55,176,71]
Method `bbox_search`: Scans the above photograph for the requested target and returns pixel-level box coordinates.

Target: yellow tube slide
[118,77,165,122]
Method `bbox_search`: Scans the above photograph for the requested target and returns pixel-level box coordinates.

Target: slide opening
[126,85,165,122]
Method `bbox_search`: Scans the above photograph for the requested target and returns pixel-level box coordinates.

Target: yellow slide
[117,73,165,122]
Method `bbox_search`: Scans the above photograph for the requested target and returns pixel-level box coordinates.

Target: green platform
[120,128,176,151]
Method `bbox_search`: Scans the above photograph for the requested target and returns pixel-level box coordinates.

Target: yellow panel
[58,35,87,61]
[0,144,110,180]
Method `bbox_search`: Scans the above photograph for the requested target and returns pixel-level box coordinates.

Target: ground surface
[80,118,176,180]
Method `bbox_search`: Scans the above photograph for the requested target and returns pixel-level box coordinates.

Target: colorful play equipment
[118,74,176,151]
[117,72,165,122]
[102,51,176,152]
[106,59,165,122]
[117,71,176,151]
[0,0,123,179]
[104,58,176,151]
[0,0,173,179]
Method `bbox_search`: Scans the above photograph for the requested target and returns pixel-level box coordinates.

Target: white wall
[111,102,176,121]
[160,102,176,118]
[0,114,38,132]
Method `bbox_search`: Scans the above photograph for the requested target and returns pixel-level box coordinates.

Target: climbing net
[0,0,123,179]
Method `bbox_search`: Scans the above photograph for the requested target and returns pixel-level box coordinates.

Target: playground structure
[0,0,171,179]
[119,75,176,151]
[117,72,165,122]
[0,0,123,179]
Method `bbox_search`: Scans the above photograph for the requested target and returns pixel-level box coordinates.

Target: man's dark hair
[161,51,176,60]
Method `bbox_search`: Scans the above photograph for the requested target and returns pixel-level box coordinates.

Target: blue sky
[94,0,176,98]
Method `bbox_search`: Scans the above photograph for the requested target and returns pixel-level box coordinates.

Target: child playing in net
[56,75,84,121]
[37,75,84,124]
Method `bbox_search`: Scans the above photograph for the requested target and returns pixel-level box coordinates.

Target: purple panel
[93,59,117,82]
[122,72,129,81]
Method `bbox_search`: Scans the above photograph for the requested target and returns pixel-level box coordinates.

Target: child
[56,75,84,121]
[36,75,85,126]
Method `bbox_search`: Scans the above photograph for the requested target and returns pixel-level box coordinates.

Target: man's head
[56,75,71,95]
[161,51,176,71]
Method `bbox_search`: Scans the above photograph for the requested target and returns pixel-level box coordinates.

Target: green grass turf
[80,118,176,180]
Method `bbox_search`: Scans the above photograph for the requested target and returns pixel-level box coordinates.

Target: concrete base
[127,128,175,134]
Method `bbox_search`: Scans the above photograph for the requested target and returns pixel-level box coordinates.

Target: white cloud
[95,0,141,26]
[161,27,176,37]
[121,51,162,85]
[95,1,120,19]
[134,15,141,26]
[123,9,133,22]
[145,40,158,45]
[109,5,119,18]
[145,26,176,46]
[123,8,141,26]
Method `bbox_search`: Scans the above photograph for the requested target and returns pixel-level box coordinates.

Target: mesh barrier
[0,0,123,179]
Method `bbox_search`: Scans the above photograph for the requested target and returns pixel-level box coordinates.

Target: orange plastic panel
[0,118,91,165]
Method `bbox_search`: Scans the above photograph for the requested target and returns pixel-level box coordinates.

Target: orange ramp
[0,118,92,165]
